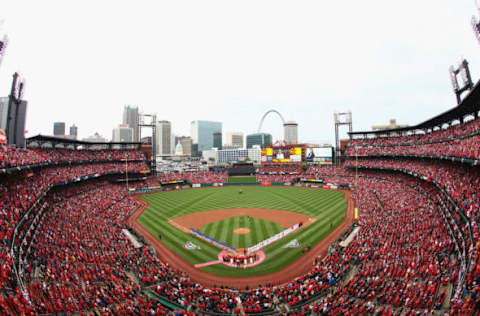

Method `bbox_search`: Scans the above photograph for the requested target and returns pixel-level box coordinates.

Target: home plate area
[192,220,304,269]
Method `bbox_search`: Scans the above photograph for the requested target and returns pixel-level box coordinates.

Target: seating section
[256,164,302,183]
[345,117,480,160]
[2,141,480,314]
[0,147,145,170]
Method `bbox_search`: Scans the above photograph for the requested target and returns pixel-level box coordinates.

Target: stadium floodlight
[449,59,473,104]
[449,66,459,92]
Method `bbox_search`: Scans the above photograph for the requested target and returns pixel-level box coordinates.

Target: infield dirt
[169,208,316,231]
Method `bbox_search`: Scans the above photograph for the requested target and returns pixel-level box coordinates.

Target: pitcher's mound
[234,228,250,234]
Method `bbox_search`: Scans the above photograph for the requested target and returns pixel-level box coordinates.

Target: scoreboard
[305,147,333,164]
[261,147,302,163]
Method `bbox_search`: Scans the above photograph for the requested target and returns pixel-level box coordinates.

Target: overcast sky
[0,0,479,144]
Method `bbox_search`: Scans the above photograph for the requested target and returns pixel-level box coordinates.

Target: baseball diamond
[135,186,347,280]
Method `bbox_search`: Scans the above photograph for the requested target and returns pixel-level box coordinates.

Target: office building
[284,121,298,144]
[53,122,65,136]
[217,148,248,164]
[170,132,176,154]
[190,120,222,152]
[191,143,199,157]
[112,124,133,142]
[156,120,171,155]
[214,145,262,164]
[213,131,222,150]
[248,145,262,164]
[122,105,139,141]
[226,132,244,148]
[69,124,78,140]
[246,133,272,148]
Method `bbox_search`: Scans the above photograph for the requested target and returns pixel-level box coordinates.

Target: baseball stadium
[3,2,480,316]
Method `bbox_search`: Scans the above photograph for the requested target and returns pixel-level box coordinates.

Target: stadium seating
[345,117,480,161]
[0,147,145,170]
[2,141,480,314]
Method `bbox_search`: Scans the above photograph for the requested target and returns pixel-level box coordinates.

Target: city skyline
[0,1,479,145]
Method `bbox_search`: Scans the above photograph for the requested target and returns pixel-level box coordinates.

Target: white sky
[0,0,479,145]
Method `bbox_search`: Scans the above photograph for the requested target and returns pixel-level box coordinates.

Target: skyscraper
[213,131,222,150]
[284,121,298,144]
[156,120,171,155]
[112,124,133,142]
[122,105,139,142]
[53,122,65,136]
[226,132,244,148]
[190,120,222,152]
[69,124,78,140]
[246,133,272,148]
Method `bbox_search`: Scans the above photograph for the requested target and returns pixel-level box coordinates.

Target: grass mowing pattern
[199,216,283,248]
[227,176,257,183]
[138,186,346,277]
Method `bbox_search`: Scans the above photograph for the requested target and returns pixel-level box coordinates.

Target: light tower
[138,113,157,173]
[449,59,473,105]
[334,111,352,166]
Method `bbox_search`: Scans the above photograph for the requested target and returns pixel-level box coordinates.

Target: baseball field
[137,186,346,278]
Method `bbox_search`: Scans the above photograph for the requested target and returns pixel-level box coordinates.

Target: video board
[305,147,333,164]
[261,147,302,163]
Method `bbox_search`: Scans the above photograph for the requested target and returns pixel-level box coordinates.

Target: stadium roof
[26,134,142,148]
[349,80,480,136]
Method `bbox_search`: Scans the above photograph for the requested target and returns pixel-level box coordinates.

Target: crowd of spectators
[348,116,480,147]
[345,117,480,160]
[344,157,480,313]
[258,163,302,175]
[2,139,480,314]
[256,164,302,183]
[0,146,146,170]
[5,167,468,314]
[346,134,480,160]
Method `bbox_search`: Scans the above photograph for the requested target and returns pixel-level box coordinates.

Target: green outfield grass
[137,186,346,278]
[199,216,284,248]
[227,176,257,183]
